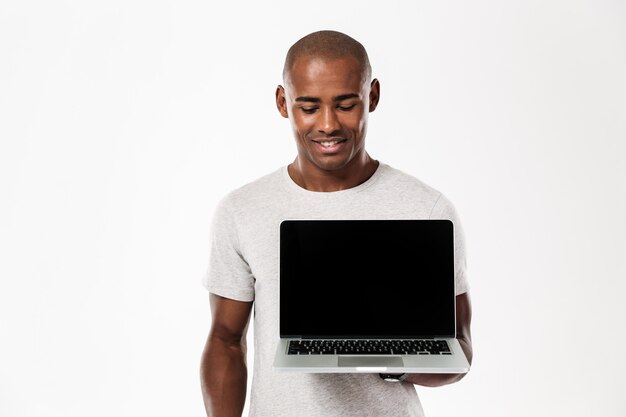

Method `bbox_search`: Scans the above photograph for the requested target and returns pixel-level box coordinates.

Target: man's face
[276,56,379,173]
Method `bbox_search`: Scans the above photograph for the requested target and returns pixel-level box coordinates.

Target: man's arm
[403,292,473,387]
[200,293,253,417]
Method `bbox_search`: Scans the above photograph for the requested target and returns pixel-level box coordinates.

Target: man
[200,30,472,417]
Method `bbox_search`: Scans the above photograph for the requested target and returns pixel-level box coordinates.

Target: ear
[369,78,380,112]
[276,85,289,118]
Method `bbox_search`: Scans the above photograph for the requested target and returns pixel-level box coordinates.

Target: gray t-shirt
[203,162,469,417]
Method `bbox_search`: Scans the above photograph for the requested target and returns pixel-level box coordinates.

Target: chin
[313,158,351,172]
[308,151,357,172]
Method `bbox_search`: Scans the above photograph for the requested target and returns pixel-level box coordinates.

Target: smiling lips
[313,138,347,153]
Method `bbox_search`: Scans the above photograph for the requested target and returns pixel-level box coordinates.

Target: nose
[318,106,341,135]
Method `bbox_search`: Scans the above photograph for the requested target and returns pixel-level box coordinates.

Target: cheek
[357,108,368,130]
[358,116,368,133]
[342,111,367,133]
[290,115,315,136]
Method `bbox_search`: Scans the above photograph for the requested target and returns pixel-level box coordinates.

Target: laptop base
[273,338,470,373]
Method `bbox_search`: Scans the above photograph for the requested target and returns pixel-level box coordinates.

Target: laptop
[273,219,470,373]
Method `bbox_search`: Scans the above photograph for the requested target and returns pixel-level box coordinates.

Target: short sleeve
[202,195,255,302]
[429,194,470,295]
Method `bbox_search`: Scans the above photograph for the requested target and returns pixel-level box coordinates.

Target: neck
[288,153,379,192]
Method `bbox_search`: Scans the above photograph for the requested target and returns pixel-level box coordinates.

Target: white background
[1,1,625,416]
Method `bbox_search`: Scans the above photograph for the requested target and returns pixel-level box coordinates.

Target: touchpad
[338,356,404,367]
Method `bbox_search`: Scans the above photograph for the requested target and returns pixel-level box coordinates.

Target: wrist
[379,373,409,382]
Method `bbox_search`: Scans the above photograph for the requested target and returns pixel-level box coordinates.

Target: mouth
[312,138,348,154]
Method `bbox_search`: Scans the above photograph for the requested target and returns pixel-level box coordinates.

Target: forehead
[286,56,366,98]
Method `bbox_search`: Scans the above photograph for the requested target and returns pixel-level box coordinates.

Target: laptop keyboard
[287,339,451,355]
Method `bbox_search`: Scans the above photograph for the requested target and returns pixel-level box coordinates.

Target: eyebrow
[294,93,360,103]
[295,96,321,103]
[334,93,359,102]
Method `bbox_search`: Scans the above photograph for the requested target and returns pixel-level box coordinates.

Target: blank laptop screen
[280,220,456,339]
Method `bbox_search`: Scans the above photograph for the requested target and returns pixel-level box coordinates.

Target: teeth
[320,141,339,147]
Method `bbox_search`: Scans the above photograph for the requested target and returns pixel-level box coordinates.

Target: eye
[300,107,318,114]
[337,104,356,111]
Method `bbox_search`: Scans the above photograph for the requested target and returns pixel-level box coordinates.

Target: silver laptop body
[273,220,470,373]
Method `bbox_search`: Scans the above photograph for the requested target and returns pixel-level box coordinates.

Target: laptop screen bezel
[278,219,457,339]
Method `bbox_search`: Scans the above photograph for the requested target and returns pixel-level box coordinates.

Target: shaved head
[282,30,372,84]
